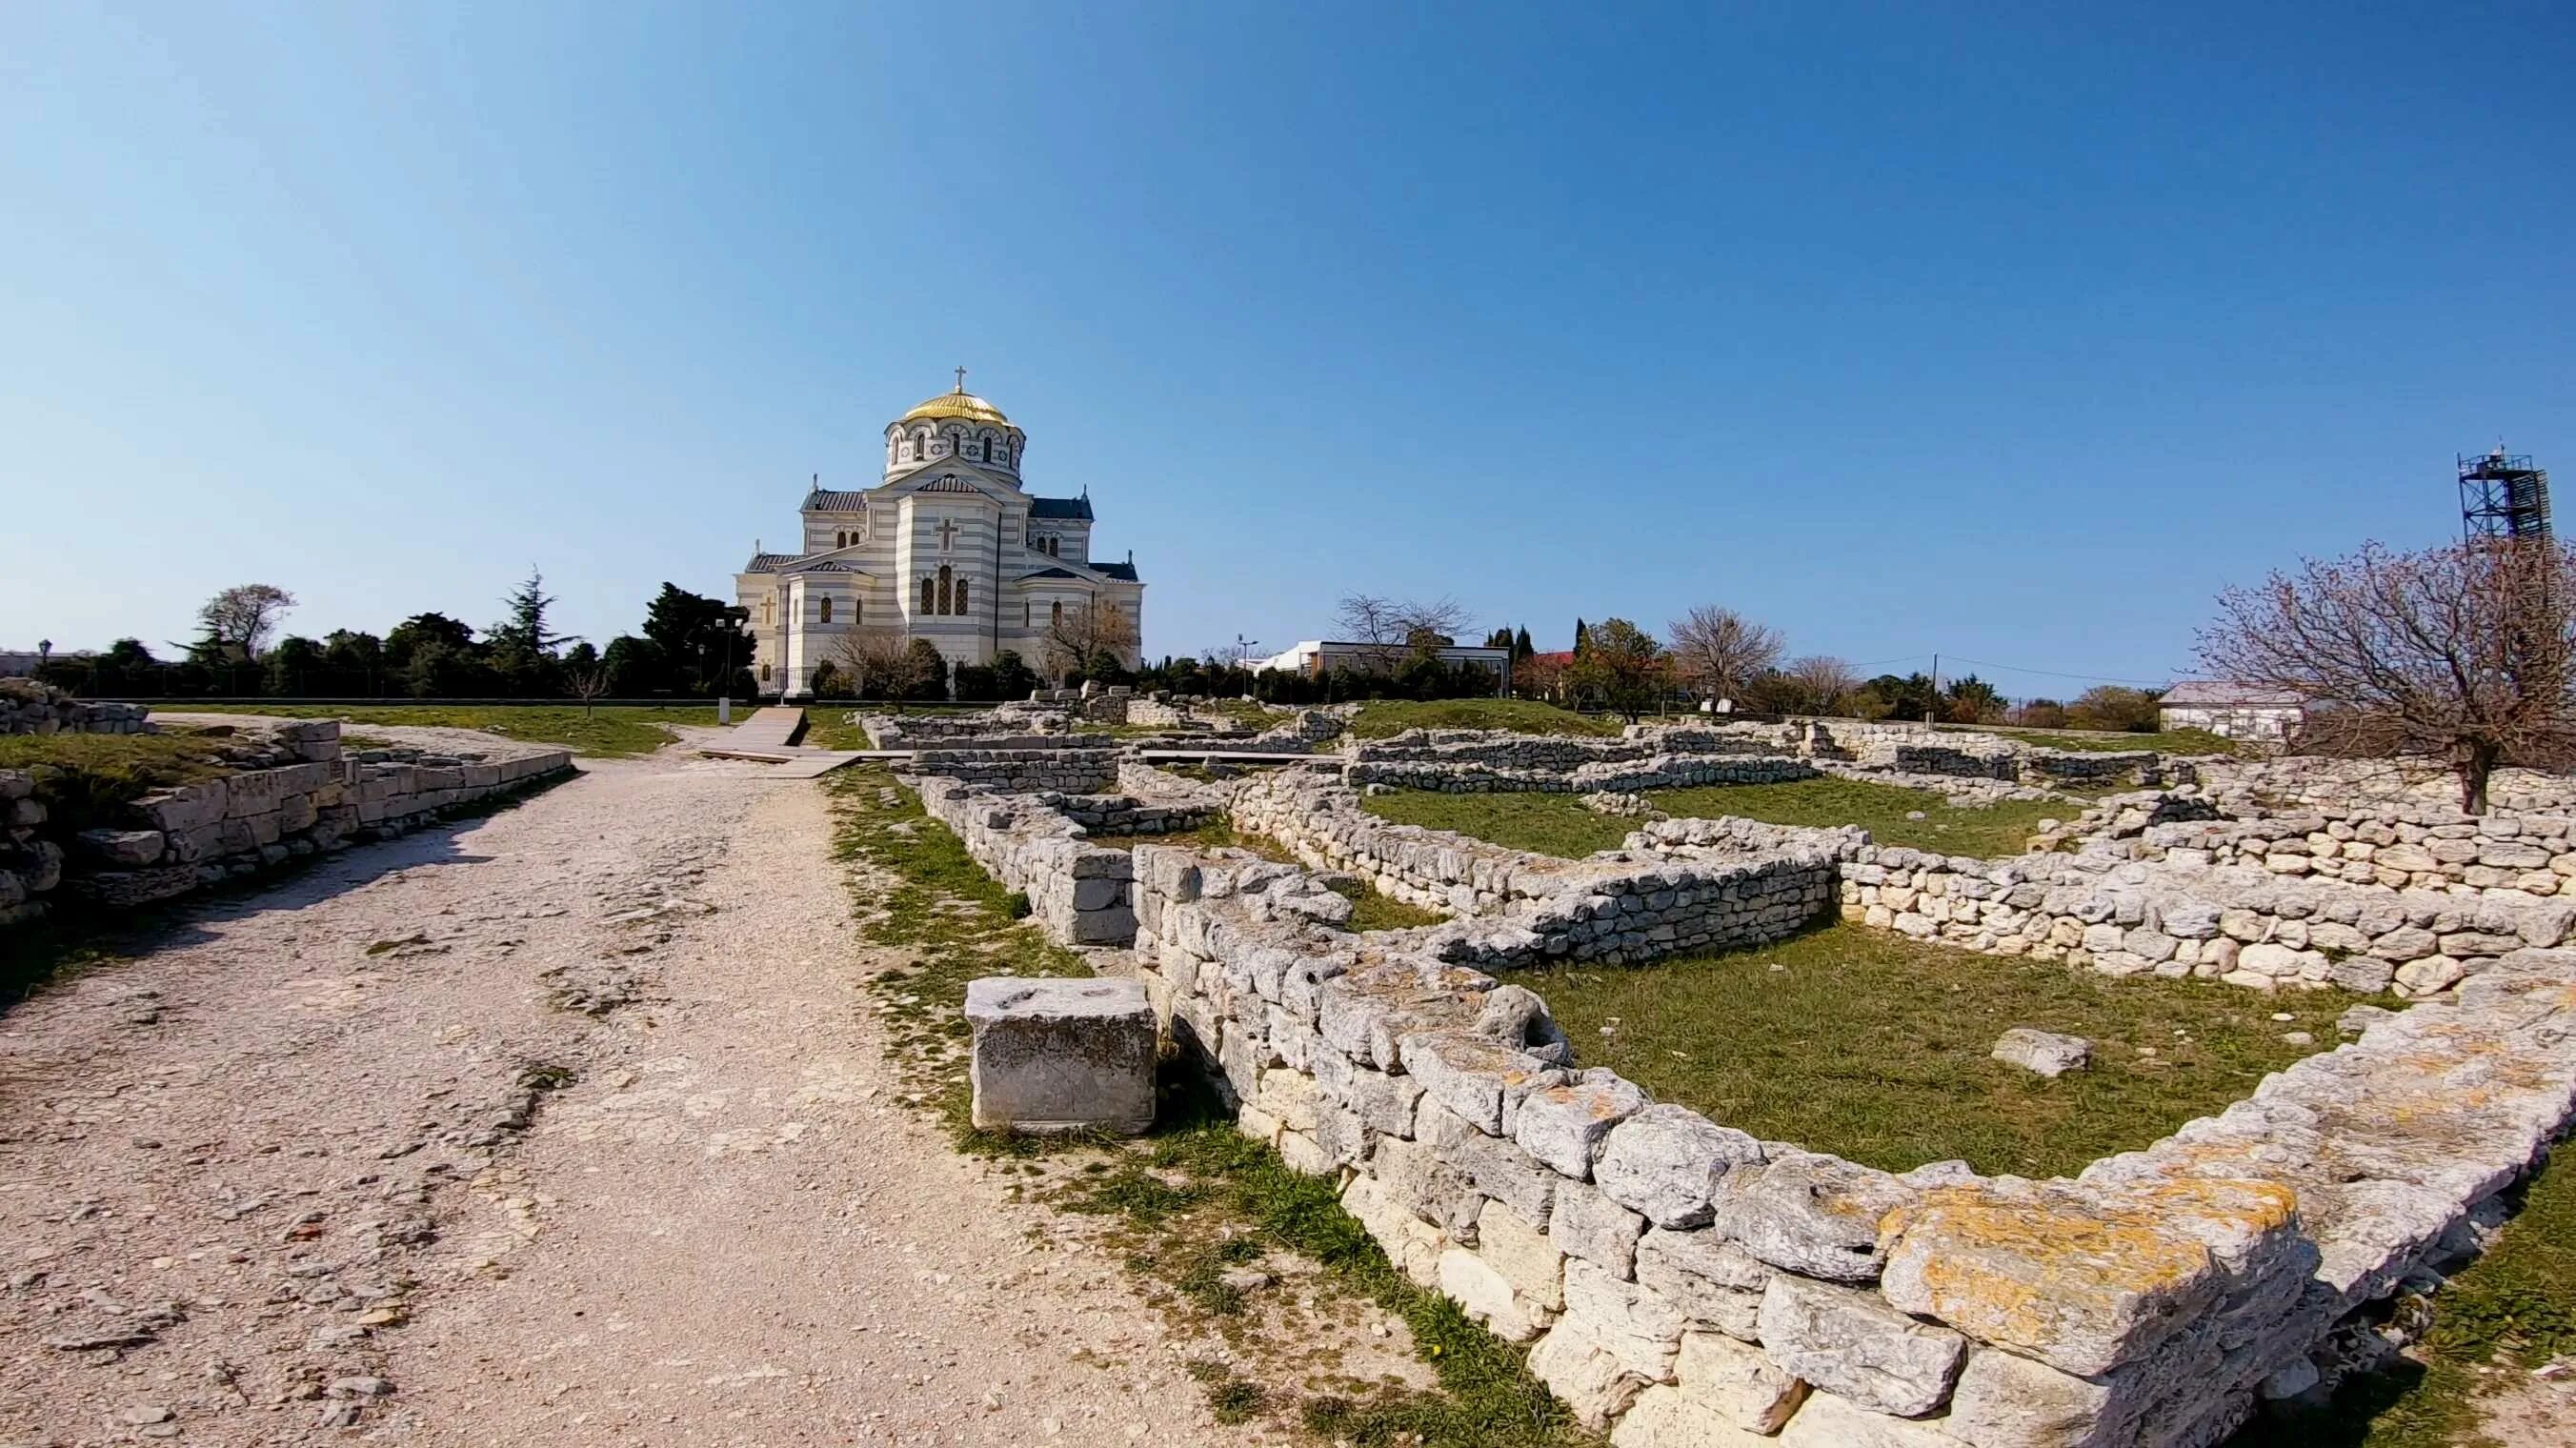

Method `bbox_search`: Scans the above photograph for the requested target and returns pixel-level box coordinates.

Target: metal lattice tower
[2461,446,2553,541]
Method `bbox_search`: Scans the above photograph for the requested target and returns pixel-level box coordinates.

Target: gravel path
[0,748,1234,1446]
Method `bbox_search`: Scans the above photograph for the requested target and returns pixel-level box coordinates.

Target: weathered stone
[1563,1257,1687,1380]
[1551,1178,1648,1277]
[1880,1177,2298,1378]
[1515,1073,1650,1179]
[1403,1033,1554,1136]
[1526,1317,1649,1430]
[963,977,1156,1135]
[1756,1275,1964,1418]
[1713,1152,1913,1282]
[1675,1328,1809,1433]
[1607,1384,1774,1447]
[1635,1227,1769,1340]
[1776,1389,1970,1447]
[1990,1028,2091,1078]
[1592,1104,1764,1229]
[1476,1200,1564,1312]
[1440,1246,1547,1341]
[1944,1347,2116,1448]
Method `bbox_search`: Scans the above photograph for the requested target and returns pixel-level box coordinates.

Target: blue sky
[5,2,2570,695]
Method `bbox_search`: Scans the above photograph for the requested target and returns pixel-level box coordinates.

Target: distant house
[1251,640,1511,693]
[2158,681,2306,741]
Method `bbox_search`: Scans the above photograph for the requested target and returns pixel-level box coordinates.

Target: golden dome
[898,388,1012,427]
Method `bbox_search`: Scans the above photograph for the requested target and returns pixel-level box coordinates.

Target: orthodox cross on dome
[954,365,968,393]
[936,518,959,552]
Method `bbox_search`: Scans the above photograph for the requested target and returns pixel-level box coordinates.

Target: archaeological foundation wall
[1118,834,2576,1448]
[1,719,573,928]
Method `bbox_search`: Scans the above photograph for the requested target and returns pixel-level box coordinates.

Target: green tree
[384,613,477,670]
[990,649,1039,700]
[1567,617,1668,722]
[262,635,324,696]
[320,631,384,695]
[1943,674,2006,723]
[642,584,754,695]
[897,639,949,700]
[194,583,297,661]
[2064,685,2164,734]
[600,635,666,696]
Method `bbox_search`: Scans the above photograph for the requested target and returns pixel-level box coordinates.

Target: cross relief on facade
[936,518,958,552]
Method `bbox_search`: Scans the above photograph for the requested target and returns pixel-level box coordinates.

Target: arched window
[956,577,970,613]
[937,565,953,615]
[919,575,933,613]
[1051,600,1064,625]
[1023,601,1031,628]
[760,662,773,681]
[819,597,834,624]
[914,428,930,458]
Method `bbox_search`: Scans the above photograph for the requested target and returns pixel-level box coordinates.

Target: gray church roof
[1018,567,1081,580]
[743,553,798,573]
[1028,496,1094,521]
[805,489,870,510]
[1095,560,1139,581]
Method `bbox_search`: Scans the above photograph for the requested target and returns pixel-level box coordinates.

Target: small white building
[2158,681,2305,741]
[1251,640,1510,693]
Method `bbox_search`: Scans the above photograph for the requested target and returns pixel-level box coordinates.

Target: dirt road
[0,749,1234,1446]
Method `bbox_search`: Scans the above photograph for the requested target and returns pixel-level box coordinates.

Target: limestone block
[1990,1028,2091,1078]
[1516,1072,1649,1179]
[1635,1227,1769,1340]
[1943,1347,2114,1447]
[1373,1134,1481,1237]
[1880,1180,2284,1378]
[1276,1128,1332,1176]
[1776,1390,1970,1447]
[1712,1152,1913,1282]
[1563,1257,1687,1380]
[1440,1247,1547,1341]
[74,829,165,867]
[1593,1104,1765,1229]
[1608,1385,1773,1447]
[1403,1033,1557,1136]
[1552,1177,1648,1277]
[2236,942,2311,977]
[1476,1200,1565,1311]
[1526,1317,1648,1431]
[1756,1275,1964,1418]
[1676,1328,1809,1433]
[1254,1068,1320,1134]
[963,977,1156,1136]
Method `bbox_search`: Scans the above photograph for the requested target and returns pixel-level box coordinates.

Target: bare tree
[566,660,614,718]
[2197,538,2576,813]
[1335,593,1473,674]
[196,584,297,661]
[1784,654,1860,715]
[1044,599,1140,682]
[1667,606,1784,704]
[830,625,911,700]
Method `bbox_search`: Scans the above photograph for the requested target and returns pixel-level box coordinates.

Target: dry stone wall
[1,719,572,926]
[910,776,1142,945]
[1117,831,2576,1448]
[0,681,151,735]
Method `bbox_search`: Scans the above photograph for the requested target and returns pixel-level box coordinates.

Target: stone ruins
[1,700,573,930]
[864,705,2571,1446]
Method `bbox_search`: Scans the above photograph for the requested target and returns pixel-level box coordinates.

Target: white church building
[735,375,1145,696]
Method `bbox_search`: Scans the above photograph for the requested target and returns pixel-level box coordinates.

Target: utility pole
[1927,652,1940,725]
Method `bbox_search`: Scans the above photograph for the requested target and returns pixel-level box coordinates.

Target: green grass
[1530,921,2353,1178]
[1330,878,1449,932]
[1363,793,1636,859]
[2236,1149,2576,1448]
[823,764,1093,1143]
[1941,723,2243,755]
[1347,699,1624,740]
[0,731,244,835]
[1063,1096,1590,1447]
[1655,775,2066,856]
[163,703,719,757]
[1363,775,2068,860]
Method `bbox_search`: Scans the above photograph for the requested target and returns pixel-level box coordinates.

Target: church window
[919,576,933,613]
[1051,600,1064,625]
[819,597,834,624]
[956,578,970,613]
[834,531,845,548]
[760,662,773,681]
[852,598,861,624]
[937,565,953,615]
